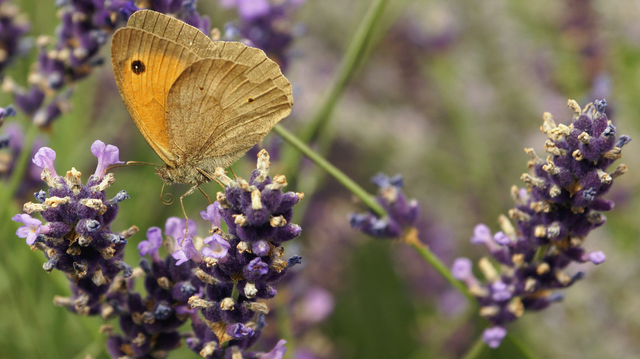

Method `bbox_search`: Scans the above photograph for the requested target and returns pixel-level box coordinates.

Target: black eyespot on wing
[247,97,255,103]
[131,60,145,74]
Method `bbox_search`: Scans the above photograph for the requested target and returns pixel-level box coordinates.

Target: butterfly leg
[229,167,238,179]
[198,187,212,205]
[179,184,200,245]
[196,167,225,189]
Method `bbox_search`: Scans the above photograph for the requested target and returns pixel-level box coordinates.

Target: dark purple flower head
[15,140,132,322]
[455,100,629,348]
[349,173,420,239]
[182,150,300,356]
[0,105,16,125]
[91,140,123,179]
[0,1,30,74]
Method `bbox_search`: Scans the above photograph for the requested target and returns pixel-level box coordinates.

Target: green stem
[461,336,485,359]
[275,294,296,359]
[533,244,548,262]
[300,0,388,143]
[280,0,388,185]
[408,240,477,304]
[505,333,539,359]
[273,125,386,217]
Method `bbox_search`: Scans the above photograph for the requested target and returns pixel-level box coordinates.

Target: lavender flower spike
[91,140,123,178]
[455,99,630,348]
[32,147,58,178]
[12,213,50,245]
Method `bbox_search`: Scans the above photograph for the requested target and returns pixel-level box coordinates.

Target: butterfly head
[155,165,208,186]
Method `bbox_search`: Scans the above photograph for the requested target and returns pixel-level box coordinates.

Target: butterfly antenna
[106,161,162,172]
[198,187,213,205]
[160,183,174,205]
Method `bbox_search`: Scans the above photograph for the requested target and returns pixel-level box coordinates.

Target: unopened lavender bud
[287,255,302,267]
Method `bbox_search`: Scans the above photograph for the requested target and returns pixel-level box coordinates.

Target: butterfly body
[111,10,293,189]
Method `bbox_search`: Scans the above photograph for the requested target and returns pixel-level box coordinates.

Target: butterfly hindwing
[165,57,291,171]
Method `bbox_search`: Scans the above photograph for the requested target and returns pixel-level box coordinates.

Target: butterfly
[111,10,293,219]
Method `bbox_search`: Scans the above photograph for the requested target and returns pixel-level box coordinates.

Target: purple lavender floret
[12,140,133,318]
[349,173,420,239]
[453,100,630,348]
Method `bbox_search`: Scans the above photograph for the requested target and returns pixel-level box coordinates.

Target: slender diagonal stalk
[461,336,485,359]
[404,230,476,304]
[273,124,386,217]
[275,125,476,302]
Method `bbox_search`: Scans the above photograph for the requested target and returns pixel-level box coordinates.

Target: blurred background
[1,0,640,358]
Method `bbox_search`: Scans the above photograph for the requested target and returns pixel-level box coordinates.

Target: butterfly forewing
[126,10,218,59]
[111,27,201,166]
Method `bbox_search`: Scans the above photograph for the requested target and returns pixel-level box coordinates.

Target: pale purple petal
[451,257,472,280]
[482,327,507,348]
[493,231,510,245]
[26,231,38,245]
[172,248,189,266]
[298,287,334,323]
[238,0,270,20]
[138,227,163,257]
[491,281,512,301]
[261,339,287,359]
[91,140,123,178]
[165,217,184,240]
[470,224,491,244]
[32,147,57,177]
[12,213,48,245]
[203,234,230,259]
[172,232,202,265]
[12,213,42,227]
[587,251,606,265]
[200,202,222,228]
